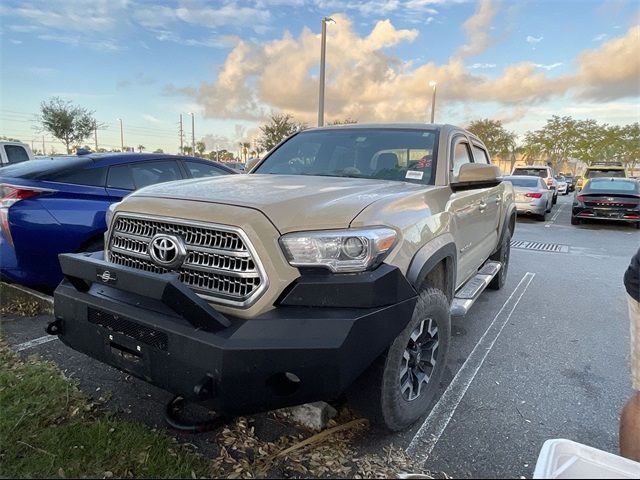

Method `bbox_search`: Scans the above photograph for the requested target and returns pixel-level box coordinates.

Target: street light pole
[318,17,334,127]
[117,118,124,151]
[429,81,437,124]
[189,112,195,156]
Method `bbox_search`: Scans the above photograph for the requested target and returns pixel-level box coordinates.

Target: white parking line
[406,272,536,465]
[545,201,567,227]
[15,335,58,352]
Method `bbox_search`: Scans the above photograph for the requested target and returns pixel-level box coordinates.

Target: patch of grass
[0,342,215,478]
[0,339,437,479]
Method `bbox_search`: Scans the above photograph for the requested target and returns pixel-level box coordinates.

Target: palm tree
[195,141,206,157]
[137,144,145,153]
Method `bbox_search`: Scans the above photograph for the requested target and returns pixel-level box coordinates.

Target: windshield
[505,176,539,188]
[586,169,625,178]
[555,176,565,181]
[512,168,547,178]
[254,128,438,185]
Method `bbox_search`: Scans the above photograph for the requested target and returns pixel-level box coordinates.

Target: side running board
[450,261,502,317]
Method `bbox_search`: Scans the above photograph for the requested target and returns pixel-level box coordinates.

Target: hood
[130,174,428,232]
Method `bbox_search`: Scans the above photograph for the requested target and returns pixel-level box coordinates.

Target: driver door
[448,137,495,286]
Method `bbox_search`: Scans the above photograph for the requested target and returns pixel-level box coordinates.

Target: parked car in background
[505,175,553,221]
[564,175,575,192]
[571,178,640,228]
[0,153,236,291]
[555,176,569,195]
[575,162,627,191]
[511,165,558,204]
[0,141,34,165]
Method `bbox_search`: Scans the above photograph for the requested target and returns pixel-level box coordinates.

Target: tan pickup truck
[51,124,516,431]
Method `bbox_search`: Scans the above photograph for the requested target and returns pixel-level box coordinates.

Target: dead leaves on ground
[209,414,432,479]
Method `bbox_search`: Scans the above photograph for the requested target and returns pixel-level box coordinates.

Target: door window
[130,160,181,188]
[452,141,473,178]
[472,145,490,164]
[4,145,30,164]
[107,165,135,190]
[184,161,226,178]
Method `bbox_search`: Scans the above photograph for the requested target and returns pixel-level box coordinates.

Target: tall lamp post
[429,81,437,124]
[318,16,335,127]
[188,112,195,156]
[117,118,124,151]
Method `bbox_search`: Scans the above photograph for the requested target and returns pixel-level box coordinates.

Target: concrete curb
[0,282,54,316]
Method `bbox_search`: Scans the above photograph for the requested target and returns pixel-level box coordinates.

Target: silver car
[505,175,553,221]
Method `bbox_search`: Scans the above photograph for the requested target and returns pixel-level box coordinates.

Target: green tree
[522,116,580,171]
[258,113,307,152]
[137,144,145,152]
[38,97,97,153]
[153,148,164,153]
[466,119,517,170]
[195,141,206,157]
[622,123,640,172]
[183,146,193,155]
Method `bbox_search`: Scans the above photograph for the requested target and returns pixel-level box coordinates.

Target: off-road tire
[488,229,511,290]
[571,216,581,226]
[348,288,451,431]
[537,210,547,222]
[552,194,558,205]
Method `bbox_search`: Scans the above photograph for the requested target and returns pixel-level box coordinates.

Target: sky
[0,0,639,155]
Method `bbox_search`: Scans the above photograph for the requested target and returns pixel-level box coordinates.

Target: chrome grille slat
[107,215,266,307]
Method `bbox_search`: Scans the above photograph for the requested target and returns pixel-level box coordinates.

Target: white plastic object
[533,439,640,479]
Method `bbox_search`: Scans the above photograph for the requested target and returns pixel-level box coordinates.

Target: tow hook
[45,319,63,335]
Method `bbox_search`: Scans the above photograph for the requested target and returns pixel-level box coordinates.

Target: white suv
[511,165,558,204]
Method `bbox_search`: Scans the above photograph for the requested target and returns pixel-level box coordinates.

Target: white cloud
[455,0,496,58]
[535,62,563,71]
[592,33,608,42]
[143,114,161,124]
[174,12,639,125]
[469,62,497,69]
[576,25,640,100]
[1,1,122,33]
[26,66,57,75]
[117,72,157,89]
[10,39,23,44]
[526,35,543,44]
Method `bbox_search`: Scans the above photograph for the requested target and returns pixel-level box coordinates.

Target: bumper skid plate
[52,252,416,415]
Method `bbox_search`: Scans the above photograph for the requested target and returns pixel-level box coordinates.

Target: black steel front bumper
[52,252,417,415]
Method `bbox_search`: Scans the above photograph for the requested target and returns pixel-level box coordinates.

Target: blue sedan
[0,152,236,291]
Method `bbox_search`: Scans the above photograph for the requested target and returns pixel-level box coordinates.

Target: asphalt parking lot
[2,193,639,478]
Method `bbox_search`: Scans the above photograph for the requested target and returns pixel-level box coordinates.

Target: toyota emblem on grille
[148,234,187,269]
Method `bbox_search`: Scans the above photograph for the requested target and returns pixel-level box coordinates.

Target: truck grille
[107,215,266,307]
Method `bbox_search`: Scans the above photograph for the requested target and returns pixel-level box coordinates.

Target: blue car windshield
[254,128,439,185]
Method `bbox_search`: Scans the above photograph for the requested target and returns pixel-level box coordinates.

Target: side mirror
[451,163,502,191]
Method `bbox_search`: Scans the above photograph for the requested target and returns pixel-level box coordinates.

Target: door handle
[478,201,487,213]
[495,195,502,204]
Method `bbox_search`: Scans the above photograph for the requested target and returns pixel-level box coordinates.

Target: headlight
[105,202,120,227]
[279,227,397,273]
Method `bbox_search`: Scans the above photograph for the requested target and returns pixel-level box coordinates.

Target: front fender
[406,233,457,299]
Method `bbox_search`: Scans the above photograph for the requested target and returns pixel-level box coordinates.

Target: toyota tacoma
[50,124,516,431]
